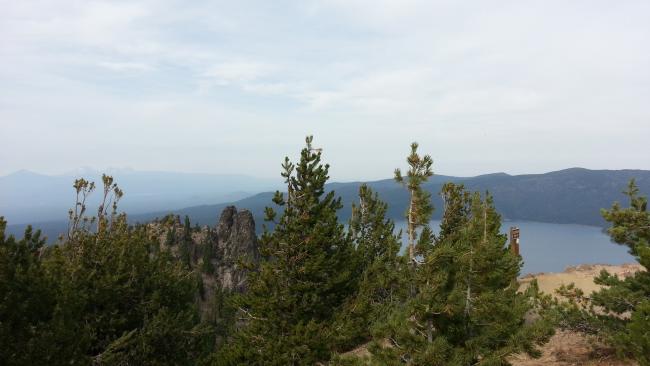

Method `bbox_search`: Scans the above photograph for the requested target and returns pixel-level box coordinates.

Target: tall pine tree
[332,184,408,351]
[218,136,356,365]
[394,142,434,266]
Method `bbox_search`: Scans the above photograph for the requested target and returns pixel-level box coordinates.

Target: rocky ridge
[145,206,259,315]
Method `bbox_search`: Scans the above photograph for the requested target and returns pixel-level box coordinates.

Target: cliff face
[147,205,259,293]
[213,206,259,292]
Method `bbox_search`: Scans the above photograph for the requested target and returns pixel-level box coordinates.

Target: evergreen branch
[238,307,268,321]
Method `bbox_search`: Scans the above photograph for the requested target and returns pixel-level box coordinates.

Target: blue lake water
[395,220,635,275]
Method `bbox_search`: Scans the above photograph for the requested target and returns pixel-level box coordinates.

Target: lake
[395,220,635,275]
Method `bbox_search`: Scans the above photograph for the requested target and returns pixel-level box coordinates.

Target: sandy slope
[519,263,643,296]
[512,263,643,366]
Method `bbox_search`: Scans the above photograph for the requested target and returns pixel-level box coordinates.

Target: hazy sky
[1,0,649,181]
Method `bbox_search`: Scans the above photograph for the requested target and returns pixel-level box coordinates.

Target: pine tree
[558,180,650,365]
[218,136,356,365]
[394,142,434,266]
[201,229,215,275]
[333,184,408,350]
[372,185,552,365]
[180,215,193,268]
[0,220,58,366]
[49,217,211,365]
[437,182,472,244]
[350,184,402,268]
[165,226,177,246]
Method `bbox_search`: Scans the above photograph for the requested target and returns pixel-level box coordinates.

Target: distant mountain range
[0,169,281,224]
[4,168,650,241]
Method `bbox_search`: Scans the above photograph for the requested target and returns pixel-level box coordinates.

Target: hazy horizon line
[3,166,649,183]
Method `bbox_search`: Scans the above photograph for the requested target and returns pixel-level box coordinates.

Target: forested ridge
[132,167,650,229]
[7,167,650,242]
[1,137,648,365]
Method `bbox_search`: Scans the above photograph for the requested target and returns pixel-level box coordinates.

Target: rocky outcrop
[144,206,258,319]
[147,205,259,292]
[213,206,259,292]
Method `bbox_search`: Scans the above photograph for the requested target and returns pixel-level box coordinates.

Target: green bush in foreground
[0,177,213,366]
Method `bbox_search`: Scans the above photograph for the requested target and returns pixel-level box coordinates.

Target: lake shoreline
[395,220,635,274]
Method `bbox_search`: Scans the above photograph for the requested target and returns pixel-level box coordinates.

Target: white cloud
[433,88,545,116]
[98,61,155,72]
[203,61,276,85]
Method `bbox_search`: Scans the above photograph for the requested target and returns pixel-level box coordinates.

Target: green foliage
[394,142,434,263]
[165,226,177,246]
[591,180,650,364]
[0,177,212,365]
[0,219,58,366]
[211,285,238,336]
[1,139,563,365]
[540,179,650,365]
[332,184,409,350]
[616,300,650,365]
[437,182,472,244]
[218,136,357,365]
[180,215,193,268]
[601,179,650,256]
[350,184,402,267]
[202,229,216,275]
[371,185,553,364]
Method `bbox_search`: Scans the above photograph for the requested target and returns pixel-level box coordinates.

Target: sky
[1,0,649,181]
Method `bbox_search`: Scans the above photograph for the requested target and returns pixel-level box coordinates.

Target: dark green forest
[1,137,648,365]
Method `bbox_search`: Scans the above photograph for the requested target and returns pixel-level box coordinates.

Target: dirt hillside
[512,263,642,366]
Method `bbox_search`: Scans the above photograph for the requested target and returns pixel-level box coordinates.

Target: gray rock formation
[213,206,259,292]
[147,205,259,291]
[146,206,259,319]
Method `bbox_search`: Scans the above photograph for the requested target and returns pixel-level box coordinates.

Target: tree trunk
[408,188,415,262]
[408,188,417,298]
